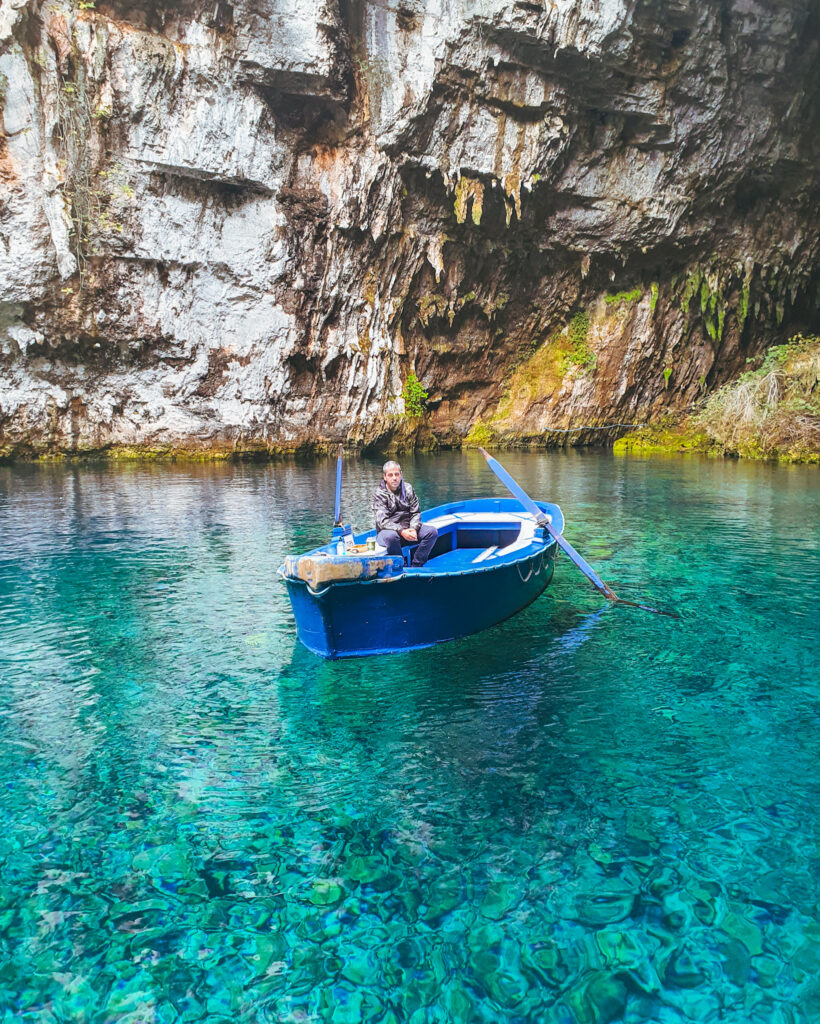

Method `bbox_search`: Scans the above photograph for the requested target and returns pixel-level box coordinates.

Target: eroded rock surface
[0,0,818,456]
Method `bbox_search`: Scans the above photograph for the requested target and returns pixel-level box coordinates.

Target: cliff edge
[1,0,818,457]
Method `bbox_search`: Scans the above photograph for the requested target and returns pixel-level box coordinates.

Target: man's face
[384,467,402,492]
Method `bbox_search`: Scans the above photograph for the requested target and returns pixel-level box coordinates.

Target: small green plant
[560,311,596,373]
[650,282,659,313]
[759,334,816,371]
[568,311,589,347]
[402,372,428,417]
[663,366,672,389]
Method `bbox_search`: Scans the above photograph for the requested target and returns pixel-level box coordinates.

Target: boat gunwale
[281,498,563,590]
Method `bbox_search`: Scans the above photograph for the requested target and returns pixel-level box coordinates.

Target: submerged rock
[0,0,817,457]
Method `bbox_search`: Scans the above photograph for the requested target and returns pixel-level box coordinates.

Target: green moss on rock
[463,422,498,447]
[613,424,716,457]
[605,287,642,306]
[560,311,595,372]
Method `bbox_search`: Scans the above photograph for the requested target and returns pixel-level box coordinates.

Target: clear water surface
[0,451,818,1024]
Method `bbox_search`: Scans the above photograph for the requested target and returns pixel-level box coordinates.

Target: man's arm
[407,485,422,531]
[373,488,392,532]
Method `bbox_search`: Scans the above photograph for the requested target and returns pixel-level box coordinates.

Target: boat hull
[286,546,556,658]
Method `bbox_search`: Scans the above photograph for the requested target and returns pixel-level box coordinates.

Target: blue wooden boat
[280,497,564,658]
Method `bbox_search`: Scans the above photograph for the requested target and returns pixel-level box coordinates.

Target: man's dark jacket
[373,479,422,532]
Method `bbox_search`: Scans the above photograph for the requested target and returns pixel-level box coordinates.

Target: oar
[333,443,343,531]
[478,448,678,619]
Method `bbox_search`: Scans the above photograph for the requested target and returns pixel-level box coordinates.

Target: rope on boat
[544,422,646,435]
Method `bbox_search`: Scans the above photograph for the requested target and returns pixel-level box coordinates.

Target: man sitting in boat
[373,461,438,567]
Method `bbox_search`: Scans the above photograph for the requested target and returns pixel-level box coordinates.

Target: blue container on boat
[280,497,563,658]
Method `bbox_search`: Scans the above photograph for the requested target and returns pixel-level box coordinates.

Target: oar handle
[476,447,678,618]
[333,443,343,527]
[478,446,617,599]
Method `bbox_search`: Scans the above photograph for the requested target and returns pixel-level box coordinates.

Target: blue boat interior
[363,498,563,574]
[282,498,564,589]
[398,523,527,571]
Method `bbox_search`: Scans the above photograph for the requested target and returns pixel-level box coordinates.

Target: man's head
[382,460,402,492]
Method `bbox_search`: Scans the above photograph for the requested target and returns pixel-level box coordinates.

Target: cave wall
[0,0,818,456]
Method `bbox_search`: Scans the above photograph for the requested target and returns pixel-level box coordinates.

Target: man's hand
[400,528,418,542]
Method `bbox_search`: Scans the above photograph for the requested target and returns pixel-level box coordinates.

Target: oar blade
[545,524,617,600]
[610,596,680,620]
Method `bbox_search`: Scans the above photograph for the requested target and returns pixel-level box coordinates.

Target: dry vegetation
[695,335,819,461]
[616,334,820,463]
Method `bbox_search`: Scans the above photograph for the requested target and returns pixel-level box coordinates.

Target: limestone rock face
[0,0,817,455]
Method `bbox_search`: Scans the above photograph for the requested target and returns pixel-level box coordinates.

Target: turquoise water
[0,452,818,1024]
